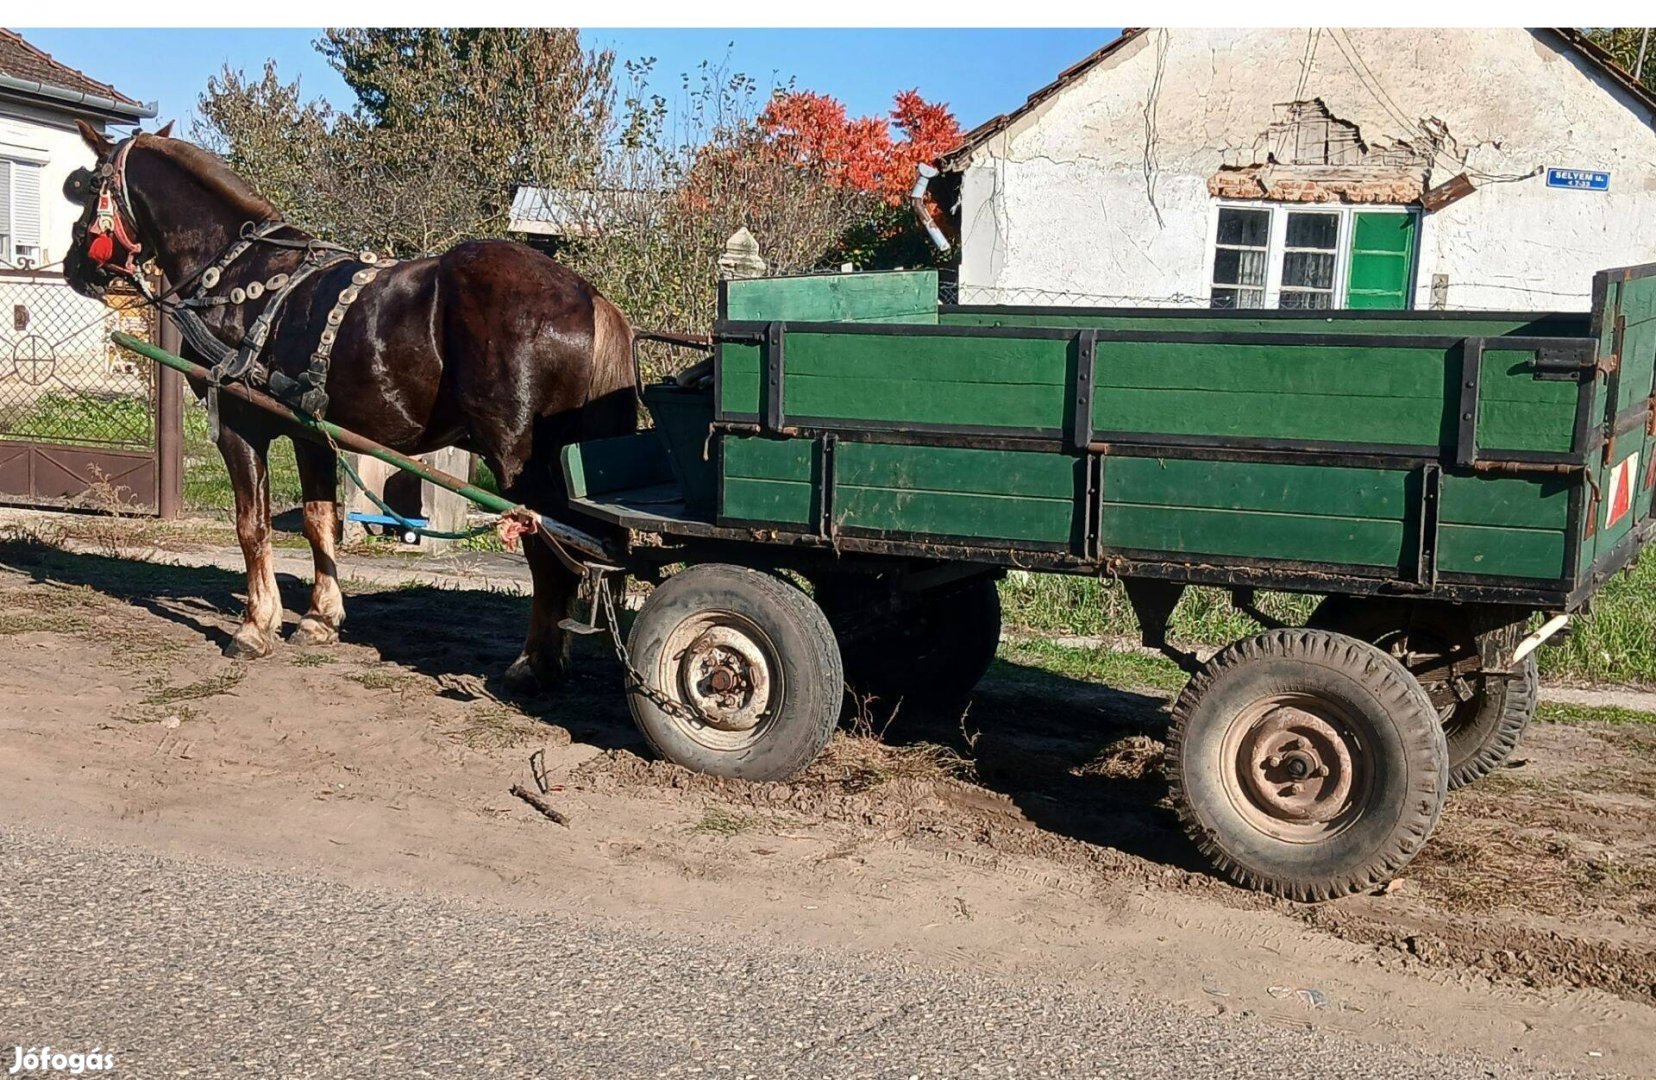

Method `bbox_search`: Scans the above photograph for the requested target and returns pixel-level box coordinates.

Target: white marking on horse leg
[293,499,344,645]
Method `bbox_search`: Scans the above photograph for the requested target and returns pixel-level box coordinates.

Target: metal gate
[0,268,181,517]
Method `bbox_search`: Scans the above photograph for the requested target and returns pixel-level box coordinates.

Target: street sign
[1546,168,1611,191]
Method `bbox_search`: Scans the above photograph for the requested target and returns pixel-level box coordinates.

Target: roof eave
[0,72,156,121]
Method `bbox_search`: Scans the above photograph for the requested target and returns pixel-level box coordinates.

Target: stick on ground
[510,783,570,826]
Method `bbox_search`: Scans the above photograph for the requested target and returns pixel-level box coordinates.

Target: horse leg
[503,535,578,693]
[218,419,282,659]
[291,439,345,646]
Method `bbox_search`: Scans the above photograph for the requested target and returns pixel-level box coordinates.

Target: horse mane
[146,136,282,222]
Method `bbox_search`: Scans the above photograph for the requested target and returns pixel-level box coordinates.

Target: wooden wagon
[558,263,1656,901]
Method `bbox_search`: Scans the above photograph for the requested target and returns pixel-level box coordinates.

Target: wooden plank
[836,442,1074,499]
[837,487,1074,543]
[724,271,937,323]
[1437,523,1566,580]
[940,310,1586,338]
[1101,457,1408,519]
[1439,473,1571,529]
[1094,386,1447,445]
[722,476,814,525]
[1099,503,1404,567]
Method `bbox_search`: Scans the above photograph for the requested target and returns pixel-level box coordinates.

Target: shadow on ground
[1,537,1199,872]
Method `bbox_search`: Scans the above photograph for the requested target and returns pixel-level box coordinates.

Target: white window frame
[1207,201,1419,311]
[0,156,44,269]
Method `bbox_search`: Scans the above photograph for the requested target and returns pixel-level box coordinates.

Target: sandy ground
[1,530,1654,1077]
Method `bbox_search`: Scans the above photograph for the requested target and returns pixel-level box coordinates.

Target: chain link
[594,576,720,727]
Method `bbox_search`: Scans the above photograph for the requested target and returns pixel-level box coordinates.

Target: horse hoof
[291,618,339,646]
[503,655,566,695]
[224,629,274,660]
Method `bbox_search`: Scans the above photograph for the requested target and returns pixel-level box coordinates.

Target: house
[0,28,154,269]
[940,28,1656,312]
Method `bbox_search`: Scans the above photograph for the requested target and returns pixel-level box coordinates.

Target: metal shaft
[109,331,615,562]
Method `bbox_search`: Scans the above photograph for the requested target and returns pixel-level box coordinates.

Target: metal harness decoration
[75,135,396,434]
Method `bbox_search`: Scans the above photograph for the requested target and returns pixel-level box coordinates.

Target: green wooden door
[1344,213,1416,310]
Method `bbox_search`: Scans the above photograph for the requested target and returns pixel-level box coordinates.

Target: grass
[690,806,767,836]
[183,402,304,515]
[444,703,540,750]
[998,636,1189,694]
[997,557,1656,687]
[291,652,337,668]
[1537,701,1656,726]
[346,667,414,692]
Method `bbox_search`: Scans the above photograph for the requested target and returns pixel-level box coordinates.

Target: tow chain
[592,573,720,728]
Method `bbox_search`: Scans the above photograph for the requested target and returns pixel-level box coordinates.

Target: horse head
[61,120,275,301]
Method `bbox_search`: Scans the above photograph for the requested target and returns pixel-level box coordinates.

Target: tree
[1584,28,1655,92]
[757,88,962,268]
[196,29,613,255]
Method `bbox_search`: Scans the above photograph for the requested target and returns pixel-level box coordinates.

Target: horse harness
[71,136,396,436]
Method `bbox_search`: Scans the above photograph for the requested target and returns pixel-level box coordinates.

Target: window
[1211,208,1269,309]
[0,159,43,268]
[1209,203,1416,311]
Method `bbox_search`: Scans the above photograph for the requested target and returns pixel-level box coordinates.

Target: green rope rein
[336,450,499,542]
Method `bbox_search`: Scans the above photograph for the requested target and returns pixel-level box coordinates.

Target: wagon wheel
[625,563,842,781]
[1308,598,1535,789]
[1165,628,1448,901]
[811,571,1001,717]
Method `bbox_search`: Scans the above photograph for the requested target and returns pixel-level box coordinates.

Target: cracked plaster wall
[957,28,1656,310]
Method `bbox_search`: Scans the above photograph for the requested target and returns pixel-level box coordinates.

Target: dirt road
[1,532,1653,1076]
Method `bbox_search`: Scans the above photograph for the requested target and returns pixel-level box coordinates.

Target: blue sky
[20,28,1119,133]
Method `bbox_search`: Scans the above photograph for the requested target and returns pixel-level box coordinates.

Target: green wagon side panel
[1099,458,1407,566]
[1475,349,1581,455]
[833,442,1076,543]
[720,437,814,525]
[1437,473,1571,580]
[723,271,938,323]
[719,341,763,416]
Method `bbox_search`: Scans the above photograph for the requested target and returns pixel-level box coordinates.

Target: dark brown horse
[62,123,636,689]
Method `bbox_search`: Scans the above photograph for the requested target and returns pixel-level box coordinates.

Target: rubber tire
[626,563,843,782]
[1308,599,1536,790]
[1166,628,1449,902]
[814,573,1001,711]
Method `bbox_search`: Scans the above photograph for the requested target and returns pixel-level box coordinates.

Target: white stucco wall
[0,99,114,269]
[956,29,1656,312]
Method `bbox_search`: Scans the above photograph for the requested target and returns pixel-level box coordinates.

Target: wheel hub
[1237,705,1355,826]
[676,626,772,732]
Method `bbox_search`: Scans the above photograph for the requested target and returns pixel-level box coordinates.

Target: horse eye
[62,167,93,204]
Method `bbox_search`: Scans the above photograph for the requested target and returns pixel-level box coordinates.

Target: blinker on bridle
[71,137,146,278]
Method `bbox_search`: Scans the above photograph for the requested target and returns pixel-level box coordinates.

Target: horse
[61,122,637,691]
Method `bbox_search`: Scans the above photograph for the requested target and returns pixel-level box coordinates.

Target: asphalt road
[0,824,1593,1080]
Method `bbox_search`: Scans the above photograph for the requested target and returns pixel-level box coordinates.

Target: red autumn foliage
[759,88,962,205]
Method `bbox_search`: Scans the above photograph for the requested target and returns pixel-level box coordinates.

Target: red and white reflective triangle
[1606,451,1640,529]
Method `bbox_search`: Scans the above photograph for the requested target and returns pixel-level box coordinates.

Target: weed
[141,667,245,706]
[346,668,411,691]
[691,806,765,836]
[115,703,202,725]
[445,703,539,750]
[291,652,337,668]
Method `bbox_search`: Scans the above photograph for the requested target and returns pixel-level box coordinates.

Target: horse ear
[153,120,174,139]
[75,120,113,156]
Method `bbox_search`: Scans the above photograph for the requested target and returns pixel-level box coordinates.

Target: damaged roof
[0,28,155,120]
[938,28,1656,172]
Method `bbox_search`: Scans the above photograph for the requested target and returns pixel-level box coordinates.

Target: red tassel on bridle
[87,231,115,266]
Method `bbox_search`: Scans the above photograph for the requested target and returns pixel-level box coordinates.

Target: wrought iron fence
[0,268,157,450]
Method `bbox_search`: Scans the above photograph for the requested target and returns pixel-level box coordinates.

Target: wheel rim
[656,610,781,751]
[1221,693,1372,843]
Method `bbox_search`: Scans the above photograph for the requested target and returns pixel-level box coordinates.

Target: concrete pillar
[341,445,475,552]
